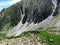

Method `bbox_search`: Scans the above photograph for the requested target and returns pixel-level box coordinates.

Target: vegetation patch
[0,33,7,39]
[38,30,60,45]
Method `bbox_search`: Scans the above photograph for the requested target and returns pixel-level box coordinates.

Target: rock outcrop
[22,0,53,24]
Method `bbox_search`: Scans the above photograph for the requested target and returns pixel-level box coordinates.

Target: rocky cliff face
[21,0,53,24]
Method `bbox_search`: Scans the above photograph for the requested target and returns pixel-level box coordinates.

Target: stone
[48,39,54,42]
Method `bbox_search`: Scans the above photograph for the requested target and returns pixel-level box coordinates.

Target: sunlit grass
[39,30,60,45]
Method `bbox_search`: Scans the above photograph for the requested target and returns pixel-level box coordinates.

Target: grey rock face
[22,0,53,24]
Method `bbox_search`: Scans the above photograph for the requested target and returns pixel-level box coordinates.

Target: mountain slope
[0,0,59,37]
[0,1,22,31]
[6,0,59,37]
[0,0,60,45]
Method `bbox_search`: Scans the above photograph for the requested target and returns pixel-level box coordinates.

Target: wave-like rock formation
[7,0,58,37]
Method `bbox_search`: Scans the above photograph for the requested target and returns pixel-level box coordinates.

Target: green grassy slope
[0,2,22,31]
